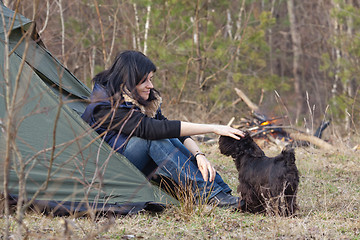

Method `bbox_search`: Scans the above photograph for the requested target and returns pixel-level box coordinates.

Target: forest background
[5,0,360,144]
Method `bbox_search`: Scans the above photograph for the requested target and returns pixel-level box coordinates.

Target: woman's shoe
[209,191,239,209]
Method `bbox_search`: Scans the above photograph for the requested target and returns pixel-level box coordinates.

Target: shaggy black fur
[218,133,299,216]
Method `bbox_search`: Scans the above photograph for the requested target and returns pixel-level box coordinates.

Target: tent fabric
[0,4,32,34]
[8,194,166,217]
[0,3,177,216]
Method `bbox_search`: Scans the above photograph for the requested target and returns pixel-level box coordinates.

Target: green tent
[0,3,176,215]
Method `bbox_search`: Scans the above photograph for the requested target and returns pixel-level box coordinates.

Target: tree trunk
[344,0,354,132]
[225,9,233,39]
[234,0,246,41]
[143,5,151,55]
[193,0,202,87]
[133,3,141,51]
[287,0,302,121]
[268,0,276,75]
[331,0,341,100]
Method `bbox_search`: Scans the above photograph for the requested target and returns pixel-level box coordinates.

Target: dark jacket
[81,83,189,153]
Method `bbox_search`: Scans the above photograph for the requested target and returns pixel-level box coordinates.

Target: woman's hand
[212,125,245,140]
[196,154,216,182]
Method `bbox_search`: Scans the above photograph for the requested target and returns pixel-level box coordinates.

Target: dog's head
[218,131,265,158]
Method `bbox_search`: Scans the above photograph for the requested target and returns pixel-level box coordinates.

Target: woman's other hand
[196,154,216,182]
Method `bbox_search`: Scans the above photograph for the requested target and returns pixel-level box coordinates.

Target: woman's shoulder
[121,100,139,110]
[90,83,109,102]
[90,84,135,108]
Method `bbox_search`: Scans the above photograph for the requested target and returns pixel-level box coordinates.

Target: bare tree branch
[38,0,49,35]
[56,0,66,66]
[94,0,107,66]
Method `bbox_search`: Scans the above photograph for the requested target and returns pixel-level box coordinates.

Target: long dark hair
[93,50,157,106]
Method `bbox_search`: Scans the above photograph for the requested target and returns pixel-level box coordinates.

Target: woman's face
[136,71,154,100]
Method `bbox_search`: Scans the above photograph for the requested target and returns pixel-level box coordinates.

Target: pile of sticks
[231,88,333,150]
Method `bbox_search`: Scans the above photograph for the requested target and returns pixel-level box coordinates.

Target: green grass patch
[1,144,359,239]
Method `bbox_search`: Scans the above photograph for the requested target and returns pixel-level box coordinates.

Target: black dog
[218,133,299,216]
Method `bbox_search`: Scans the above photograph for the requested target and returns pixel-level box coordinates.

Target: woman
[81,50,244,208]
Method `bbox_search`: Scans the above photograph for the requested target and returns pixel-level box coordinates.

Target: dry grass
[1,141,359,239]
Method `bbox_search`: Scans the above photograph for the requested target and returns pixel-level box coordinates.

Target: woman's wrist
[194,151,206,159]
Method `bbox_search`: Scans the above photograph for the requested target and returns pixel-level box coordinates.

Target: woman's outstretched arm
[180,122,244,139]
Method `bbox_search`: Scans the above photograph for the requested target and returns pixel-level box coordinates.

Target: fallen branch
[290,132,334,151]
[234,88,260,113]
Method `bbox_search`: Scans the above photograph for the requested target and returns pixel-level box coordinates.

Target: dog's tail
[281,145,296,164]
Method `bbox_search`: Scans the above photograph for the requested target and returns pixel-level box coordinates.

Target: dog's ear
[219,133,263,158]
[281,145,296,164]
[218,136,238,156]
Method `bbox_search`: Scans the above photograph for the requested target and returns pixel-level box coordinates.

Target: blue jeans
[122,137,232,200]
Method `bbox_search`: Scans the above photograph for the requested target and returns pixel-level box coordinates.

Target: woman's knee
[127,136,148,146]
[122,137,150,169]
[148,138,173,148]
